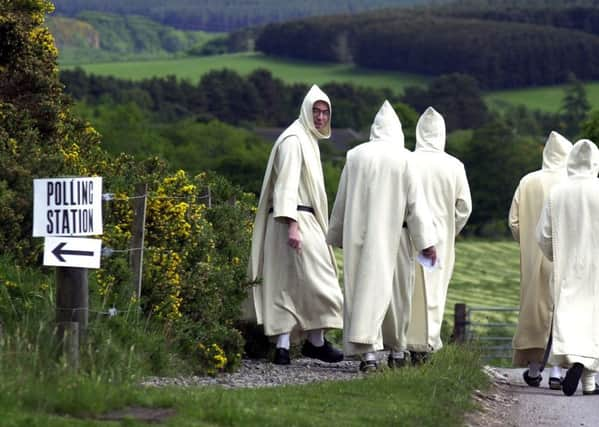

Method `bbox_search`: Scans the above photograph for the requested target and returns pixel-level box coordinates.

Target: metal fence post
[130,183,147,300]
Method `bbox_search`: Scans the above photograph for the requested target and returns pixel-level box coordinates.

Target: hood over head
[369,100,404,147]
[415,106,446,151]
[542,131,572,170]
[298,84,331,140]
[567,139,599,177]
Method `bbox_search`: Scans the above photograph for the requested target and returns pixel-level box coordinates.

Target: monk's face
[312,101,330,130]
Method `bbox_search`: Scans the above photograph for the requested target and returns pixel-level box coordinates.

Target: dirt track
[468,367,599,427]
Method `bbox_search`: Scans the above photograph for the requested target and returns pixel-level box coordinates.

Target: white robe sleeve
[536,198,553,262]
[508,185,521,242]
[404,163,437,251]
[455,164,472,234]
[273,136,302,221]
[327,164,348,248]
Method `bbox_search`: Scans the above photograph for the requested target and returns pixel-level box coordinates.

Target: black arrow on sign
[52,242,94,262]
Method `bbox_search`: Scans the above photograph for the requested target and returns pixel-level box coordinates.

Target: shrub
[97,169,255,374]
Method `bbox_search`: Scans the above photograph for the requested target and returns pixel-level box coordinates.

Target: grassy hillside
[450,240,521,364]
[487,83,599,113]
[49,13,223,65]
[62,53,599,113]
[449,240,520,318]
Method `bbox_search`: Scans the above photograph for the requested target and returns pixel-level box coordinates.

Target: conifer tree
[560,72,591,138]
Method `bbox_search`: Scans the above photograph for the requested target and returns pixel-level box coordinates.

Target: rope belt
[268,205,315,215]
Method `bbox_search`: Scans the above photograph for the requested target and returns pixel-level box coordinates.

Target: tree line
[59,67,596,235]
[255,7,599,89]
[60,68,397,130]
[440,2,599,37]
[52,0,429,32]
[60,67,506,134]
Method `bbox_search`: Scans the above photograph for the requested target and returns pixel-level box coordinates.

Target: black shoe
[522,369,542,387]
[388,354,408,369]
[273,348,290,365]
[301,339,344,363]
[410,351,429,366]
[359,360,378,373]
[548,376,562,390]
[563,363,584,396]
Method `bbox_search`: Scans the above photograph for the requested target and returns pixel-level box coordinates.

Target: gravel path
[142,356,370,389]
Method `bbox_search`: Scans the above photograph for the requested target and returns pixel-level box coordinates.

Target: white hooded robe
[406,107,472,352]
[537,139,599,371]
[245,85,343,338]
[327,101,437,356]
[508,131,572,366]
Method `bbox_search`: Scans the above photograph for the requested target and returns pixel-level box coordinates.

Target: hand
[288,220,302,252]
[421,246,437,266]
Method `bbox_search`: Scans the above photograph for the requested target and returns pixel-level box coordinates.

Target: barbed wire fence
[50,182,214,368]
[0,181,249,366]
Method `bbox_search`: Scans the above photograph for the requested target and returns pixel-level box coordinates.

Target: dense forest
[255,6,599,89]
[440,3,599,36]
[51,0,439,32]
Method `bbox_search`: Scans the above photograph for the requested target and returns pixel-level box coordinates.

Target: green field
[62,53,599,113]
[449,240,520,317]
[61,52,428,92]
[486,83,599,113]
[450,239,521,363]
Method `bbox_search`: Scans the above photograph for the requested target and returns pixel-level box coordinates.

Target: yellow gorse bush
[196,342,228,375]
[96,168,255,374]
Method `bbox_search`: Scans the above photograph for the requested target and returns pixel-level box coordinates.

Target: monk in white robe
[246,85,343,365]
[327,100,437,371]
[536,139,599,396]
[508,131,572,389]
[406,107,472,362]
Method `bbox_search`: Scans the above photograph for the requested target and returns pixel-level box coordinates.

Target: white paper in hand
[417,253,441,271]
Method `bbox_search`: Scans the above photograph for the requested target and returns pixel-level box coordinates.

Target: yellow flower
[7,138,17,155]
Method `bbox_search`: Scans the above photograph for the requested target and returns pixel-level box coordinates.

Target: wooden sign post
[33,177,104,369]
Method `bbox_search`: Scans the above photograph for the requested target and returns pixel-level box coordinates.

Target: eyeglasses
[312,107,330,117]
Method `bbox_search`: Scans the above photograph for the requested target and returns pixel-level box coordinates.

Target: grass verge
[1,344,488,427]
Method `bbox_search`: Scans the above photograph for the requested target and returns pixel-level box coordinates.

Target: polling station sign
[33,177,103,237]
